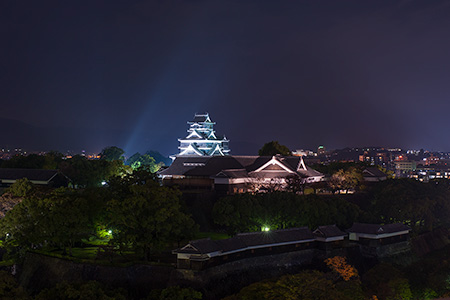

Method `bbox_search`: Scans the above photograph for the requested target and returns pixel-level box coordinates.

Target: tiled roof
[232,156,260,168]
[190,113,212,123]
[186,238,222,254]
[347,223,411,234]
[314,225,346,238]
[158,156,211,176]
[160,155,323,180]
[297,167,323,178]
[272,156,323,178]
[185,157,244,176]
[363,168,387,178]
[184,130,208,140]
[235,227,314,248]
[242,156,273,172]
[0,168,59,182]
[277,157,298,172]
[217,169,249,178]
[176,227,315,255]
[250,171,292,178]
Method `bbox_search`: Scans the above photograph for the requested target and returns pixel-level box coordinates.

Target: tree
[325,256,359,281]
[38,188,105,256]
[213,194,259,234]
[328,168,363,193]
[212,192,360,234]
[285,175,304,193]
[59,155,128,187]
[107,171,197,260]
[0,187,105,257]
[145,150,171,166]
[0,152,63,170]
[147,286,202,300]
[99,146,125,162]
[0,191,45,258]
[258,141,292,156]
[126,153,163,173]
[311,162,367,176]
[7,178,33,197]
[0,270,30,300]
[386,278,413,300]
[366,179,450,232]
[363,263,412,300]
[229,270,364,300]
[35,281,126,300]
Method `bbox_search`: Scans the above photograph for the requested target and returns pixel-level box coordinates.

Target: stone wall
[20,249,316,300]
[19,253,174,299]
[173,249,316,299]
[18,238,419,300]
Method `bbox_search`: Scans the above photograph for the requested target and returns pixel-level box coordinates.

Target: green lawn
[81,237,110,246]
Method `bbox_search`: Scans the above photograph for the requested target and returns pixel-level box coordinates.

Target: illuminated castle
[174,113,230,157]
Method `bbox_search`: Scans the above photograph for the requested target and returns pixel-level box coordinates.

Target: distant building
[0,169,70,188]
[173,113,230,158]
[412,165,450,181]
[362,167,388,182]
[425,154,440,166]
[359,151,389,166]
[317,145,326,156]
[393,161,416,177]
[292,149,315,157]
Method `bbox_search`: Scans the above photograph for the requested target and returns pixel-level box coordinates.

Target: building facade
[174,113,230,158]
[159,155,324,194]
[174,223,411,270]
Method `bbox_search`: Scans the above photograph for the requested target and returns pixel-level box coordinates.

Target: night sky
[2,0,450,156]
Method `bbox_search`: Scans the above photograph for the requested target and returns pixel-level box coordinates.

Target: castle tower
[174,113,230,157]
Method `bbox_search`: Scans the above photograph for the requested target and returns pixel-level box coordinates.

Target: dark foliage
[258,141,291,156]
[213,192,360,234]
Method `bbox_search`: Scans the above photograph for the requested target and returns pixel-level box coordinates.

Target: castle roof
[188,113,214,124]
[175,113,229,157]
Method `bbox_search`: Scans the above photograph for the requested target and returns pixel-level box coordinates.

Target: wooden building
[313,225,347,251]
[0,168,70,188]
[173,227,316,270]
[347,223,411,257]
[174,223,412,270]
[362,167,388,182]
[160,155,324,194]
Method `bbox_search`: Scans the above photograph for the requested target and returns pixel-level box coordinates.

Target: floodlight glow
[262,227,270,232]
